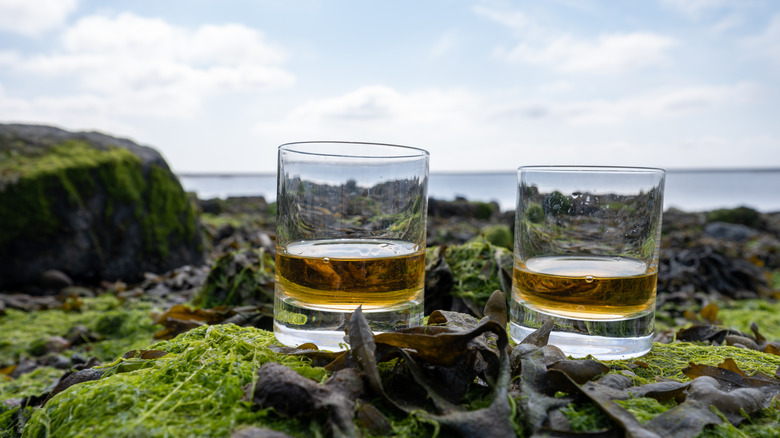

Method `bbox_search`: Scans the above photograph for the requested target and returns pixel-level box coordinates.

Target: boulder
[0,123,203,289]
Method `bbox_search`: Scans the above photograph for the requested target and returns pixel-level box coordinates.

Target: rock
[706,206,765,230]
[39,269,73,292]
[704,222,760,242]
[59,286,96,298]
[0,123,203,289]
[428,197,501,220]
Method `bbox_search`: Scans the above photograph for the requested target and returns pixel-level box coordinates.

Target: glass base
[509,300,654,360]
[274,295,423,351]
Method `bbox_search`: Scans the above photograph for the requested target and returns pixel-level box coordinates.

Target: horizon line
[176,167,780,177]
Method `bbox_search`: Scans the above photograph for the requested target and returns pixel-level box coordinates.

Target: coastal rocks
[657,207,779,316]
[0,124,203,289]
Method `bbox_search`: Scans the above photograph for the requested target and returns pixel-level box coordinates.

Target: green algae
[0,295,160,366]
[143,164,199,259]
[193,248,275,309]
[23,324,329,438]
[0,140,199,261]
[0,141,135,247]
[560,402,614,431]
[481,224,513,250]
[441,238,513,311]
[0,367,63,401]
[717,299,780,340]
[610,342,780,384]
[615,397,672,424]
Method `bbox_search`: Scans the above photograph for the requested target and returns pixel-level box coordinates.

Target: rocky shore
[2,124,780,437]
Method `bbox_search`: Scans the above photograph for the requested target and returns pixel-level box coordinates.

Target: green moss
[200,213,245,229]
[1,406,34,438]
[560,402,614,431]
[0,367,63,401]
[23,325,330,438]
[525,203,544,223]
[440,238,513,311]
[482,224,513,250]
[717,299,780,340]
[615,397,671,424]
[0,294,160,366]
[193,248,275,308]
[140,164,198,259]
[474,202,495,220]
[0,140,199,261]
[0,141,137,247]
[705,207,763,229]
[542,191,571,216]
[609,342,780,384]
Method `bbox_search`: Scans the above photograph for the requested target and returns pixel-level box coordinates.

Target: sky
[0,0,779,174]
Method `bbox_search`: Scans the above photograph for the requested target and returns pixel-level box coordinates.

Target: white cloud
[491,82,760,124]
[253,86,481,163]
[476,3,676,73]
[473,4,530,30]
[286,86,476,124]
[0,13,293,119]
[496,32,676,73]
[0,0,78,36]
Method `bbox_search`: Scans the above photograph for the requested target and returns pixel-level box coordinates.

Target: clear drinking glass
[510,166,665,359]
[274,141,429,350]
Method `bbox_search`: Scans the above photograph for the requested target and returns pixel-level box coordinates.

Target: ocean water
[179,169,780,213]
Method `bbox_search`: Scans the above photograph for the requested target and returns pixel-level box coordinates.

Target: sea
[179,169,780,213]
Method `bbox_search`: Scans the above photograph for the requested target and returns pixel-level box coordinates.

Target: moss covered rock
[0,124,203,289]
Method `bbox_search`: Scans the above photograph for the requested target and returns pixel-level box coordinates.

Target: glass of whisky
[274,141,429,350]
[509,166,665,359]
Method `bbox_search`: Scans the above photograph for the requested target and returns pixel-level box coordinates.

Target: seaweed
[425,238,513,317]
[23,324,328,437]
[0,294,159,366]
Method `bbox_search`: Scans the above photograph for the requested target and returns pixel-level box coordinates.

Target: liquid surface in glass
[512,255,656,320]
[275,239,425,311]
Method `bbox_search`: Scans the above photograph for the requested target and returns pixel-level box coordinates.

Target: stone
[0,123,203,289]
[704,221,760,242]
[39,269,73,292]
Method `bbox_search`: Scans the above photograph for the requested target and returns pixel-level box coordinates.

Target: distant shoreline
[176,167,780,178]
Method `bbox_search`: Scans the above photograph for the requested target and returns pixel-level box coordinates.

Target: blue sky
[1,0,779,173]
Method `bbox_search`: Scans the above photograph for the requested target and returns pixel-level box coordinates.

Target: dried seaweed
[268,290,514,437]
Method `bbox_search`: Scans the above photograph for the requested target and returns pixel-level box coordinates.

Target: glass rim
[518,165,665,174]
[279,141,429,159]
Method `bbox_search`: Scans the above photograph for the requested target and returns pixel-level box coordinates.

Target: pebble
[39,269,73,293]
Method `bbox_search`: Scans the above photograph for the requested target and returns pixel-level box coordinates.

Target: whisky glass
[510,166,665,359]
[274,141,429,350]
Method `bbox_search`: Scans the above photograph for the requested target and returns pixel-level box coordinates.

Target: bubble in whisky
[512,255,657,320]
[275,239,425,312]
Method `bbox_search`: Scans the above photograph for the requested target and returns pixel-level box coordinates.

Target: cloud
[496,32,676,73]
[473,4,530,31]
[0,0,79,36]
[491,82,761,124]
[286,86,477,123]
[0,12,293,119]
[475,3,676,73]
[253,86,481,158]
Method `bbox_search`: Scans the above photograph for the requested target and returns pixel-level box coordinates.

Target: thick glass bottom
[274,294,423,351]
[509,299,654,360]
